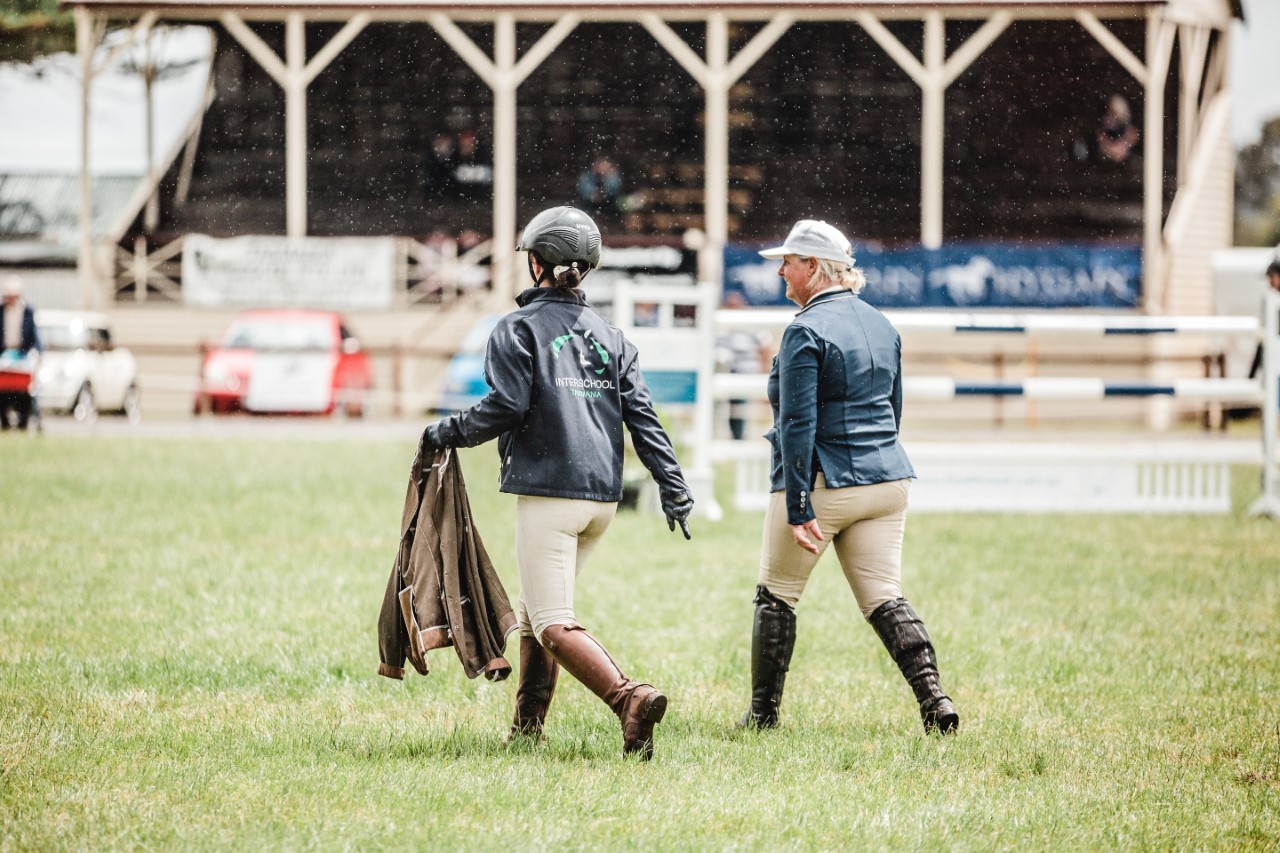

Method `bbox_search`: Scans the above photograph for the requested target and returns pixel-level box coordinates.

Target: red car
[194,309,372,416]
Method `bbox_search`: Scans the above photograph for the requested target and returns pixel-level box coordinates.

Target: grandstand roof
[61,0,1244,20]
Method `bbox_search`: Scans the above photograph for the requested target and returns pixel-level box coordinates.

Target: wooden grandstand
[49,0,1241,314]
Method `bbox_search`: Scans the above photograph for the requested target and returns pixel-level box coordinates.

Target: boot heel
[641,691,668,723]
[624,688,667,759]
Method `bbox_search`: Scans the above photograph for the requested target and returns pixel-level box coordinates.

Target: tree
[0,0,75,63]
[1235,116,1280,246]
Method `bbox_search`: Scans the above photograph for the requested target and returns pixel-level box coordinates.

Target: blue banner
[725,243,1142,309]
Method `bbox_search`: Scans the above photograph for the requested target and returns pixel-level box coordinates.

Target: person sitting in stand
[424,133,457,197]
[452,129,494,199]
[1096,94,1139,164]
[577,157,623,220]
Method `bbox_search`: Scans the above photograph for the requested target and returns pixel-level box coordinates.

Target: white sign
[244,353,336,413]
[182,234,396,309]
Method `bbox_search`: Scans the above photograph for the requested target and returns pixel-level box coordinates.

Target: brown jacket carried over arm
[377,446,517,682]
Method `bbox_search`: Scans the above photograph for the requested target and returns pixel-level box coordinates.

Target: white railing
[109,234,493,307]
[612,285,1279,518]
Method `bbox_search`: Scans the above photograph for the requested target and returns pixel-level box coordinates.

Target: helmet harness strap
[528,253,591,287]
[527,252,553,287]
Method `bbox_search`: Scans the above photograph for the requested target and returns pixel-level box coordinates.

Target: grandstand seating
[136,17,1151,249]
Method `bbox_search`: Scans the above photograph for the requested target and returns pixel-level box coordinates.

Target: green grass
[2,435,1278,851]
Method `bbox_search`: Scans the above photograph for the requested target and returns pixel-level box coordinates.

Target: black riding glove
[661,491,694,540]
[420,423,444,456]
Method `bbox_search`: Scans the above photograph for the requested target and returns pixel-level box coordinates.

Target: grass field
[2,433,1278,851]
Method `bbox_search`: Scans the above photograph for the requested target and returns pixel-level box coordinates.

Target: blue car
[436,314,500,413]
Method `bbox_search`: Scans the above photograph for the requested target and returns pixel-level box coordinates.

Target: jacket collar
[798,287,854,314]
[514,286,589,308]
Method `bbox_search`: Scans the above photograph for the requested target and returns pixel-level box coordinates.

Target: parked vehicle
[194,309,372,417]
[0,349,39,431]
[436,314,499,413]
[35,310,140,423]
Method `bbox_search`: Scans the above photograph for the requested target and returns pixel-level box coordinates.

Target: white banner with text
[182,234,396,309]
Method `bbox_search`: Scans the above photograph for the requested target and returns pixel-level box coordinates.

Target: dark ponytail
[554,264,583,289]
[529,251,586,289]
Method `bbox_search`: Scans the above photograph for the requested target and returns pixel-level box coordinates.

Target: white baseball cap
[758,220,853,266]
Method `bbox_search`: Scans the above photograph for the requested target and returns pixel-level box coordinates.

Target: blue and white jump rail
[714,374,1265,405]
[716,310,1260,339]
[705,293,1280,519]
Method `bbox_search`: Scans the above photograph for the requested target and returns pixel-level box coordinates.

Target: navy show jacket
[766,288,915,525]
[431,286,689,504]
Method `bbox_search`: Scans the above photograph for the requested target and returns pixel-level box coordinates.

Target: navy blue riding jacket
[429,286,689,504]
[0,303,41,355]
[766,289,915,525]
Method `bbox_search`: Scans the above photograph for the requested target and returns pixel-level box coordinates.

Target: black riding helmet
[516,206,602,286]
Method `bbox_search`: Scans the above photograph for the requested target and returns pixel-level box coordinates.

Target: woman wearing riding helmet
[421,206,694,760]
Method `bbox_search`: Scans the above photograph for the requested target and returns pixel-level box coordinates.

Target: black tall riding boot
[869,598,959,734]
[737,585,797,730]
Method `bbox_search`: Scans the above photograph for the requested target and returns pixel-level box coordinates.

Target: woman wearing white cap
[737,219,959,735]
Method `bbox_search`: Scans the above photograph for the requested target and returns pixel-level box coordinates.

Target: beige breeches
[758,475,911,618]
[514,495,618,640]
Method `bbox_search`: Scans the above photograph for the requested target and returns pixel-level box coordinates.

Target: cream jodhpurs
[758,475,911,619]
[514,495,618,641]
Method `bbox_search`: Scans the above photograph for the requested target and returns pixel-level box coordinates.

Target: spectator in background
[425,133,457,196]
[716,290,769,440]
[453,129,494,199]
[1096,94,1140,164]
[1248,258,1280,379]
[0,275,42,430]
[577,157,623,220]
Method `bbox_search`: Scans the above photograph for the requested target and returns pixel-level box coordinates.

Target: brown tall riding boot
[540,624,667,760]
[509,634,560,740]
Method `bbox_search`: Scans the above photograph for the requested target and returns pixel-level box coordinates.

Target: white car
[35,310,140,423]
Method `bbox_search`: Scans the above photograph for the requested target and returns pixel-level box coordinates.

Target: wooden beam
[285,12,306,236]
[426,13,579,302]
[941,11,1011,88]
[512,13,580,87]
[94,12,155,77]
[724,12,793,86]
[175,64,216,206]
[492,13,517,303]
[1142,12,1176,313]
[223,11,371,236]
[856,10,1009,248]
[76,6,100,310]
[920,11,945,248]
[219,12,287,86]
[1163,90,1230,251]
[428,13,500,87]
[856,12,928,87]
[1076,11,1148,86]
[640,14,712,89]
[302,12,370,87]
[1177,23,1210,185]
